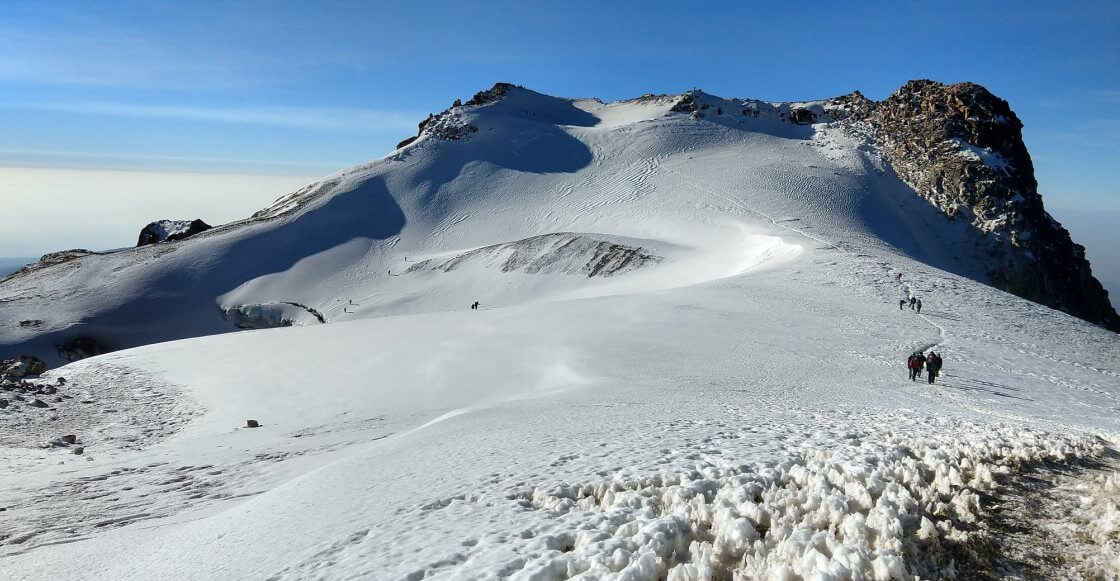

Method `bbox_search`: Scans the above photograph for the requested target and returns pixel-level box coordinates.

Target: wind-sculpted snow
[404,233,662,278]
[502,424,1106,580]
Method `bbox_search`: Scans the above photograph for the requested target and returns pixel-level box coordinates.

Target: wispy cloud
[0,147,344,170]
[0,4,369,90]
[0,101,421,132]
[1089,90,1120,105]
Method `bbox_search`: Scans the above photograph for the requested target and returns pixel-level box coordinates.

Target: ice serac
[853,80,1119,331]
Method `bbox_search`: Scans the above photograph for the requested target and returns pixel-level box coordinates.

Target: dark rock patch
[0,355,48,378]
[56,337,106,362]
[137,219,212,247]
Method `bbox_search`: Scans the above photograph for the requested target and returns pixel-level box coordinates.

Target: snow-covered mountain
[0,81,1114,367]
[1,82,1118,579]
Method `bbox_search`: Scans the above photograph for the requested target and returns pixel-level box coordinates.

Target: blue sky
[1,0,1118,295]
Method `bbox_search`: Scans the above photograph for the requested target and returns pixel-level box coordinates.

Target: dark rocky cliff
[843,80,1118,331]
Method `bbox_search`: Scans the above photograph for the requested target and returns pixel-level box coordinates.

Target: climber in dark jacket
[926,352,943,384]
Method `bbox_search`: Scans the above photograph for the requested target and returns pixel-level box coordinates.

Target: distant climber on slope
[926,352,943,384]
[907,352,925,381]
[899,299,906,310]
[909,297,917,310]
[470,301,480,310]
[916,299,923,314]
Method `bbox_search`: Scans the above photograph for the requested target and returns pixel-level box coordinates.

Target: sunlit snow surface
[1,88,1118,579]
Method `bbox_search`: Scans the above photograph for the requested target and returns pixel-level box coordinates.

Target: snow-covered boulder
[136,219,212,247]
[0,355,47,378]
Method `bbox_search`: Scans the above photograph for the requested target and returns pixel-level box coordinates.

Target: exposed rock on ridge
[404,233,662,278]
[137,219,212,246]
[395,82,522,150]
[846,80,1118,331]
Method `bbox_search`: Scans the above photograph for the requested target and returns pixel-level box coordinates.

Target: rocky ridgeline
[395,82,520,150]
[0,249,102,282]
[826,81,1119,331]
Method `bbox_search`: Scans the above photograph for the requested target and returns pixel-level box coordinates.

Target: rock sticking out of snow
[136,219,212,247]
[0,355,48,379]
[56,337,105,363]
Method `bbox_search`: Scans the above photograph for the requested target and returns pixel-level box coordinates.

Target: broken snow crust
[0,86,1118,579]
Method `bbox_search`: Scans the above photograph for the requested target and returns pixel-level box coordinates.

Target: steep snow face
[1,84,1119,580]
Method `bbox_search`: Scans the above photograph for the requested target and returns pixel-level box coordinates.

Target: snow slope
[1,86,1118,579]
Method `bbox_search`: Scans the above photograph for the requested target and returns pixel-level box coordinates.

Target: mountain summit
[0,80,1116,365]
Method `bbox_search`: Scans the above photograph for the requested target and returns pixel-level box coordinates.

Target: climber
[926,352,943,384]
[916,299,923,314]
[907,352,925,381]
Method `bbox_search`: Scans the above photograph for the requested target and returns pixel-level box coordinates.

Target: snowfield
[1,86,1118,580]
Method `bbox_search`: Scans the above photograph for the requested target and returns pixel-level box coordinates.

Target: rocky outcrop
[844,80,1119,331]
[0,355,47,378]
[405,233,662,278]
[56,337,105,362]
[464,82,519,107]
[394,83,521,150]
[137,219,212,246]
[822,91,874,121]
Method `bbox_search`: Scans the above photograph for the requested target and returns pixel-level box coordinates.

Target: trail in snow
[659,165,842,252]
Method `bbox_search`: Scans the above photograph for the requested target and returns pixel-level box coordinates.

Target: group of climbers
[907,351,944,383]
[898,296,922,313]
[898,273,941,383]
